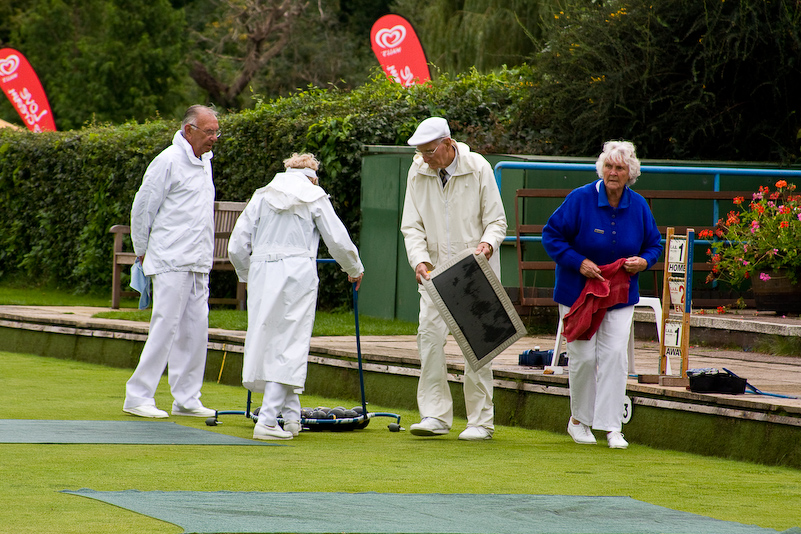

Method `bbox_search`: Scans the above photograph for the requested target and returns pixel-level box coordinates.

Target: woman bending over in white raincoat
[228,153,364,441]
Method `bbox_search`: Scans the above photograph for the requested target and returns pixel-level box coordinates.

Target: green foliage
[259,0,396,97]
[526,0,801,162]
[0,0,190,130]
[184,0,395,109]
[394,0,555,74]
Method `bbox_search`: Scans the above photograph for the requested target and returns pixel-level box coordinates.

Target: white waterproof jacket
[131,130,215,276]
[228,170,363,390]
[401,141,507,275]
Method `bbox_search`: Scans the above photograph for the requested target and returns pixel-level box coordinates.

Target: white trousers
[124,271,210,410]
[416,286,494,430]
[257,382,301,427]
[560,304,633,433]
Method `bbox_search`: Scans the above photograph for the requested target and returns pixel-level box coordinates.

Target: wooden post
[657,227,693,386]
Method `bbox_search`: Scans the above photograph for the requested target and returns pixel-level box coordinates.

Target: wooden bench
[110,200,248,309]
[514,188,753,309]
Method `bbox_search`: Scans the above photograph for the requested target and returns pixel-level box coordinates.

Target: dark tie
[439,169,448,187]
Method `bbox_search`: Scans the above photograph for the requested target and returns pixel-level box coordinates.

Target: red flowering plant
[702,180,801,287]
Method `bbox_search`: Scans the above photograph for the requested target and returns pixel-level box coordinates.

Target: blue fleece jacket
[542,180,663,308]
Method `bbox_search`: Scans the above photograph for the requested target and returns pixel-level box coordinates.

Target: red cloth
[562,258,632,342]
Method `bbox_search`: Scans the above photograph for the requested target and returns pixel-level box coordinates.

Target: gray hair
[595,140,641,185]
[182,105,218,128]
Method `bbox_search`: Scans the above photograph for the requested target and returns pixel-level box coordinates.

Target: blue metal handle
[352,283,368,415]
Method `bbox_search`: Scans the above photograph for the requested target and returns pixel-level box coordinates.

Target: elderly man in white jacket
[401,117,508,441]
[123,105,220,419]
[228,153,364,440]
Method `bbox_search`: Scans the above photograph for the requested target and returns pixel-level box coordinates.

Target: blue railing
[494,161,801,245]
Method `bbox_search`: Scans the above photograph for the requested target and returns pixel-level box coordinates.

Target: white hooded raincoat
[228,170,363,392]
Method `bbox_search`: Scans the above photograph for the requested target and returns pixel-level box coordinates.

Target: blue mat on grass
[61,490,788,534]
[0,420,278,446]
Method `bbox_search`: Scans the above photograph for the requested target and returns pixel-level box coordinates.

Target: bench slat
[110,200,248,309]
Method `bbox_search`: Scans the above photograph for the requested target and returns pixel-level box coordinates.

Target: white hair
[595,140,641,185]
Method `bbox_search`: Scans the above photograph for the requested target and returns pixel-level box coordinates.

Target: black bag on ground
[518,349,552,366]
[687,369,747,394]
[518,349,569,367]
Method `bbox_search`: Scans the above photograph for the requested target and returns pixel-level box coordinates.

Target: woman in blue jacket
[543,141,662,449]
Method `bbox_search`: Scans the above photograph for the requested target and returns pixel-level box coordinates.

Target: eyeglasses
[415,138,446,157]
[188,123,222,138]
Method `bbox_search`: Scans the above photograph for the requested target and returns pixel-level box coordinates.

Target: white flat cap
[407,117,450,146]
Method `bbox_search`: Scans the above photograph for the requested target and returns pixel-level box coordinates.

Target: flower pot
[750,269,801,314]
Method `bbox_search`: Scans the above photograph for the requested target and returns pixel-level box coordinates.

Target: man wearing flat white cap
[400,116,507,440]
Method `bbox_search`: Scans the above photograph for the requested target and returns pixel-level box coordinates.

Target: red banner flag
[0,48,56,132]
[371,14,430,87]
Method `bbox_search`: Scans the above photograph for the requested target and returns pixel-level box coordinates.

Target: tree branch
[189,60,236,109]
[190,0,309,108]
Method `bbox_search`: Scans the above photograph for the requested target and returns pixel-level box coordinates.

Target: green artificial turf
[2,351,801,534]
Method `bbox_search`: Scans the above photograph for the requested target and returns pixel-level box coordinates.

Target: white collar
[442,144,459,177]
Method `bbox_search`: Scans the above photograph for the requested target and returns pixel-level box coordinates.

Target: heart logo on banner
[0,54,20,76]
[370,15,430,86]
[375,25,406,49]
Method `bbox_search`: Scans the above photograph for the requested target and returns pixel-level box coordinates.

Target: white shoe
[253,423,293,440]
[171,404,216,418]
[283,420,301,437]
[123,404,169,419]
[458,426,493,441]
[607,431,629,449]
[410,417,450,436]
[567,418,597,444]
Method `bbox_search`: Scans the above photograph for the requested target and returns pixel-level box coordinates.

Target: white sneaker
[253,423,293,440]
[283,420,301,437]
[567,418,597,444]
[607,431,629,449]
[410,417,450,436]
[123,404,169,419]
[171,404,216,418]
[458,426,493,441]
